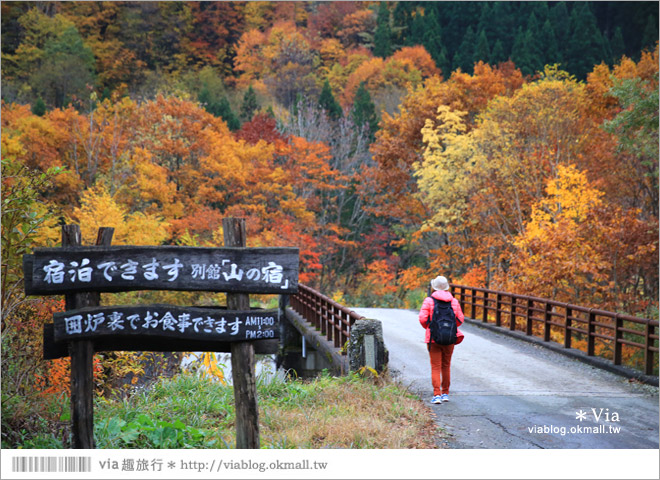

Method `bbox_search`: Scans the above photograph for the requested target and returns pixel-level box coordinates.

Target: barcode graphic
[12,456,92,473]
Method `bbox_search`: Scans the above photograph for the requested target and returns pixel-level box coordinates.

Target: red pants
[428,342,455,395]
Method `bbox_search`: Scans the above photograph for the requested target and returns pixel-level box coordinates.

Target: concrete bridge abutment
[276,297,388,378]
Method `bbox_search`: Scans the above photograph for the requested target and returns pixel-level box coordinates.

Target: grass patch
[91,371,439,449]
[258,373,438,448]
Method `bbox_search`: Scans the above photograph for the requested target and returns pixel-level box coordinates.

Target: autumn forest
[1,0,659,449]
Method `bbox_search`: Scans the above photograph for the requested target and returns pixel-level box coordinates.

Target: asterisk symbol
[168,461,176,469]
[575,409,588,422]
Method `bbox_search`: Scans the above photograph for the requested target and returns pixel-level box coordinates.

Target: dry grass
[257,373,440,448]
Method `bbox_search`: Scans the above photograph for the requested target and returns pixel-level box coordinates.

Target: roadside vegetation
[3,369,440,449]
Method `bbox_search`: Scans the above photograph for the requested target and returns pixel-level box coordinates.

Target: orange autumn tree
[391,46,442,79]
[506,163,657,314]
[506,164,610,302]
[1,103,84,206]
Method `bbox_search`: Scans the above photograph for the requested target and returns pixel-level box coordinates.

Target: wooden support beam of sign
[64,225,114,450]
[224,217,260,449]
[43,324,279,360]
[24,246,299,295]
[52,305,280,343]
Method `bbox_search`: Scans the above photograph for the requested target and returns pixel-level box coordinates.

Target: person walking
[419,275,464,404]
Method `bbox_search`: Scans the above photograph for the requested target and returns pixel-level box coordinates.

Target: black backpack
[429,298,457,345]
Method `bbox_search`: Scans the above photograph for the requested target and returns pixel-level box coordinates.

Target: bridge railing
[288,284,363,351]
[450,283,659,376]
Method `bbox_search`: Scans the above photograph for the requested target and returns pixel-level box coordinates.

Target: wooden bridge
[285,283,658,383]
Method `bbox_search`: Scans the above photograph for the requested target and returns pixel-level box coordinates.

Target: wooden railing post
[482,290,488,323]
[223,217,260,449]
[495,293,502,327]
[335,306,342,348]
[526,298,533,336]
[510,295,517,331]
[645,322,656,376]
[564,307,572,349]
[587,309,596,357]
[459,286,465,312]
[328,303,335,345]
[320,297,327,337]
[613,314,623,366]
[543,302,552,342]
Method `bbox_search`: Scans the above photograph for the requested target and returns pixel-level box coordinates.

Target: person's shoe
[441,394,449,402]
[432,395,442,404]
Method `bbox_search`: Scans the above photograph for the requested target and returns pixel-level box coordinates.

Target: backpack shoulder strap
[432,297,451,306]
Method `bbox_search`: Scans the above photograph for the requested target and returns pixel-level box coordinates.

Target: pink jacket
[418,290,465,345]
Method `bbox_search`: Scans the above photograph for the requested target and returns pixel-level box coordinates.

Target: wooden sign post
[63,225,114,449]
[223,217,260,449]
[24,219,298,449]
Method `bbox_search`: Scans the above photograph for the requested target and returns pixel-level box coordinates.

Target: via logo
[575,408,620,422]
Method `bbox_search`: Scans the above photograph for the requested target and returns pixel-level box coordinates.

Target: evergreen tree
[610,26,626,63]
[407,10,425,47]
[30,25,96,108]
[31,97,46,116]
[198,85,213,111]
[240,85,259,122]
[475,29,490,63]
[454,26,476,73]
[318,79,342,120]
[525,13,544,73]
[641,15,659,52]
[392,1,413,48]
[550,1,571,62]
[477,3,493,39]
[435,47,451,78]
[200,85,240,130]
[540,19,560,64]
[511,27,534,76]
[491,39,507,64]
[373,2,392,58]
[352,81,378,141]
[489,2,517,56]
[216,96,241,131]
[531,1,550,23]
[566,3,606,79]
[441,1,481,55]
[422,8,446,71]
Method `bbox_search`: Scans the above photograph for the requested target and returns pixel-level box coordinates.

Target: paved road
[353,307,659,449]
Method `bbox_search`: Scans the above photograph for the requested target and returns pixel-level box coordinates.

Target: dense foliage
[1,0,658,447]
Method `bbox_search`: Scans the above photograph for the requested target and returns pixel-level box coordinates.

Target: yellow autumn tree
[69,184,170,245]
[415,105,475,231]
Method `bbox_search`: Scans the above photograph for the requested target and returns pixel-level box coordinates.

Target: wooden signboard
[24,245,299,295]
[25,219,298,450]
[42,323,280,360]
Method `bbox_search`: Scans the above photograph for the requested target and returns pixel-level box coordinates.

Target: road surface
[353,307,659,449]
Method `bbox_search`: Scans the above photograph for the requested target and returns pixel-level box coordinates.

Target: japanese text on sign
[26,246,298,295]
[54,306,279,342]
[43,258,289,289]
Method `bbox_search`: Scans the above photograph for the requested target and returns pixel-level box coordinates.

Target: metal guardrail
[450,283,659,376]
[288,284,363,352]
